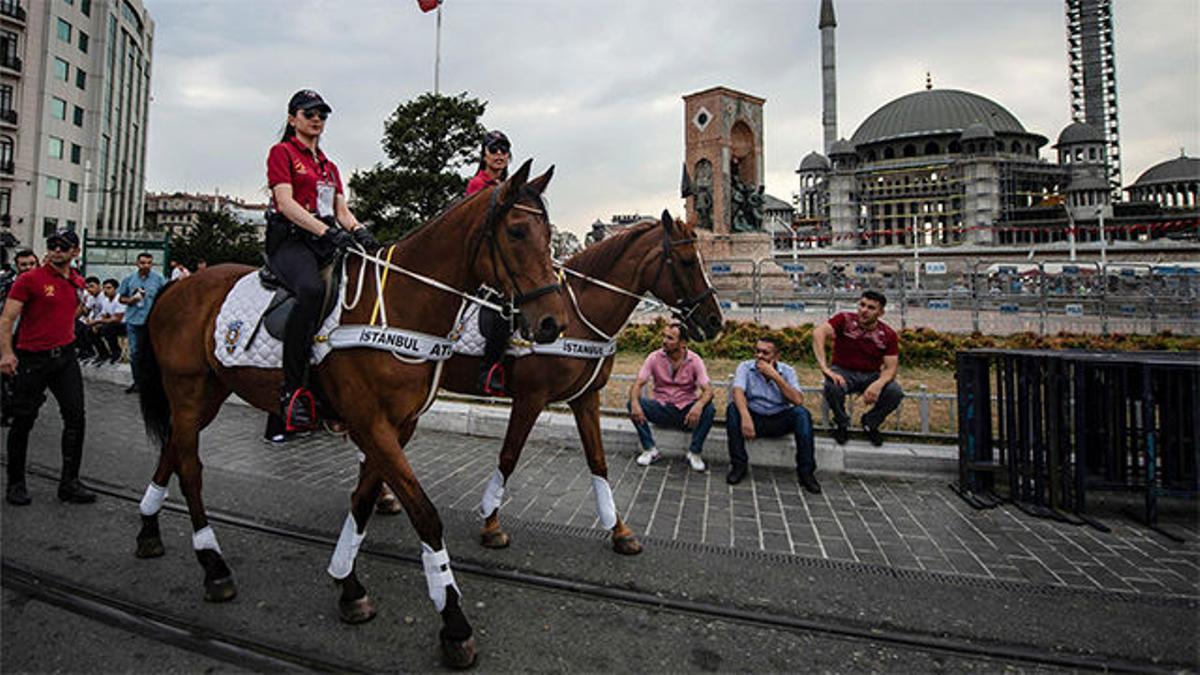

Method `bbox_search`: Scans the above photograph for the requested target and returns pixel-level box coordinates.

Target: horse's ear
[661,209,674,229]
[527,165,555,195]
[498,159,533,206]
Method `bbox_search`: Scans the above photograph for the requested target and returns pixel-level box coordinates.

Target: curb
[81,363,957,478]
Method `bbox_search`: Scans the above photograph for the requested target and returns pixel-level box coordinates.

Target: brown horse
[372,211,722,554]
[131,160,567,668]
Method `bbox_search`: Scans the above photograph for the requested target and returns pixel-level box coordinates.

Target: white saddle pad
[451,303,617,360]
[214,272,342,369]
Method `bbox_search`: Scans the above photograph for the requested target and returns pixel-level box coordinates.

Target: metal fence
[710,257,1200,336]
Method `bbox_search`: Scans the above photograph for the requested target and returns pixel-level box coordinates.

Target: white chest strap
[528,338,617,359]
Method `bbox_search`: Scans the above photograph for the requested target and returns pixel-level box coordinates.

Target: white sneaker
[685,452,707,472]
[636,448,661,466]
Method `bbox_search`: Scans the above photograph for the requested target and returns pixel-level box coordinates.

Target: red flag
[418,0,439,12]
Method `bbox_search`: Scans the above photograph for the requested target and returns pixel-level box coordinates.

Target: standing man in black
[0,230,96,505]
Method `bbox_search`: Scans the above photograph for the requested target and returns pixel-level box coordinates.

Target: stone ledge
[82,364,956,478]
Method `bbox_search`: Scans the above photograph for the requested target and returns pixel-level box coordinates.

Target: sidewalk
[46,370,1200,599]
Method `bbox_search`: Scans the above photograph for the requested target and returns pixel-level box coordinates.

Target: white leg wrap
[192,526,222,554]
[421,542,460,613]
[139,482,168,516]
[356,450,366,464]
[327,513,366,580]
[478,468,506,518]
[591,475,618,530]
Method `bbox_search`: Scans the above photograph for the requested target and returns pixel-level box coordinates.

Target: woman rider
[266,89,378,431]
[466,130,513,395]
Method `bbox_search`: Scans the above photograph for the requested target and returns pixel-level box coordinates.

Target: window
[66,219,77,231]
[0,135,12,167]
[48,136,64,159]
[70,143,81,164]
[73,105,84,126]
[57,19,72,43]
[78,31,89,54]
[54,57,69,81]
[0,84,11,112]
[75,68,86,90]
[82,0,91,16]
[46,177,62,199]
[0,188,10,218]
[68,182,80,203]
[50,97,67,120]
[64,0,74,5]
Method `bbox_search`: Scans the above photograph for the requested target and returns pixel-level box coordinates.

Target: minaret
[819,0,838,154]
[1066,0,1122,199]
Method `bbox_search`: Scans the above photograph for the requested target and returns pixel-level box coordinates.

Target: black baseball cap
[46,228,80,248]
[288,89,332,114]
[482,130,510,152]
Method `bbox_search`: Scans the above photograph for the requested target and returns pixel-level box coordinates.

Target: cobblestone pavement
[29,381,1200,599]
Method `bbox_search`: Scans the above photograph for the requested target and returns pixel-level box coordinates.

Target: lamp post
[1097,206,1109,267]
[912,214,922,292]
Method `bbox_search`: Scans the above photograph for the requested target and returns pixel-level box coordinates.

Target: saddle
[246,254,343,346]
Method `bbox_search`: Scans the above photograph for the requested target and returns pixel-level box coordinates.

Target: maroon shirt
[266,136,344,213]
[7,264,85,351]
[465,168,498,196]
[828,311,899,373]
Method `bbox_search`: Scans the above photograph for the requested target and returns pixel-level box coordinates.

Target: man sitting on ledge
[725,335,820,494]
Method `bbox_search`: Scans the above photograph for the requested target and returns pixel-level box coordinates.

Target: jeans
[127,323,146,384]
[725,403,815,474]
[6,345,86,486]
[627,397,715,455]
[822,366,904,429]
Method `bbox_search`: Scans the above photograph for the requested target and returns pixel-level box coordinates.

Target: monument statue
[729,171,764,233]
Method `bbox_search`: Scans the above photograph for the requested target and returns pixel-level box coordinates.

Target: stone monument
[683,86,772,261]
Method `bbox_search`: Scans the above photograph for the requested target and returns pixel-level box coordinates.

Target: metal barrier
[953,349,1199,535]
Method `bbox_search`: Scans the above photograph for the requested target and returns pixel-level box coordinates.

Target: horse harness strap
[326,324,456,361]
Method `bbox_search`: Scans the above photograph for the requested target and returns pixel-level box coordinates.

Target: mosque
[789,0,1198,253]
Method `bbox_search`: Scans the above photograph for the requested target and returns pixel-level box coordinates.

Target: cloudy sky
[143,0,1199,237]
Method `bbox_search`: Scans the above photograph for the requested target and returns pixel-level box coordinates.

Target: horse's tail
[137,281,177,447]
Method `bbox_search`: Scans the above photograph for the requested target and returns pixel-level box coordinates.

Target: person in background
[75,276,102,361]
[813,290,902,447]
[90,278,125,364]
[0,249,41,428]
[627,321,714,472]
[169,260,191,281]
[725,335,821,494]
[118,252,167,394]
[0,230,96,505]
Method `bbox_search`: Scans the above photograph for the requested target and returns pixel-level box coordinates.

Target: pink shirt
[637,349,710,408]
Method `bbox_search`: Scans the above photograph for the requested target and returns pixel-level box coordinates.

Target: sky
[142,0,1200,237]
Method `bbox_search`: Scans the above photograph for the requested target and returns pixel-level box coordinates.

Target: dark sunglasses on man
[486,142,510,155]
[302,109,329,121]
[47,239,74,252]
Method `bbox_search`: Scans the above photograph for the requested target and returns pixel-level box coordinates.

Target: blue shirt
[732,359,801,416]
[117,270,166,326]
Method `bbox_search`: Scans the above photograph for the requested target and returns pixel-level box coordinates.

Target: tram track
[12,465,1187,674]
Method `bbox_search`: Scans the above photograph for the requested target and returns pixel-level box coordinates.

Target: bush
[617,318,1200,369]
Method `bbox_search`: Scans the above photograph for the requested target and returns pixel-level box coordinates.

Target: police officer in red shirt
[0,229,96,505]
[812,290,903,447]
[266,89,378,431]
[465,130,514,394]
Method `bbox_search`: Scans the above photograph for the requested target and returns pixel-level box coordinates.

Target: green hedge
[617,318,1200,369]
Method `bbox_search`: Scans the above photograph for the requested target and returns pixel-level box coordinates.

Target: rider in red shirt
[0,229,96,505]
[466,130,510,196]
[466,130,514,394]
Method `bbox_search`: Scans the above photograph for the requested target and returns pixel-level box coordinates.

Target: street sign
[1120,305,1138,314]
[1063,265,1080,275]
[1065,304,1084,316]
[781,263,805,274]
[710,263,732,275]
[783,301,806,312]
[718,300,733,310]
[927,299,951,310]
[999,304,1020,314]
[854,264,875,274]
[924,262,947,275]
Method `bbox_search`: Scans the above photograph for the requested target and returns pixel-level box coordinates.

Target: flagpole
[434,1,442,94]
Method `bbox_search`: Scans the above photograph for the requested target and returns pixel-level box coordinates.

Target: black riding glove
[351,227,381,252]
[321,227,355,251]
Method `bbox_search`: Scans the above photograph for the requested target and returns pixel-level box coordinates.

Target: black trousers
[479,306,511,370]
[94,322,125,361]
[267,231,331,390]
[5,344,86,486]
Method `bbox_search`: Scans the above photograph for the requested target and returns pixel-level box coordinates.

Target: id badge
[316,182,335,218]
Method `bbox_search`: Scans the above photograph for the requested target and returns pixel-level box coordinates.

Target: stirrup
[482,363,506,396]
[283,387,318,432]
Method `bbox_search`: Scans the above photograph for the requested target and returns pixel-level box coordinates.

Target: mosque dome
[850,89,1033,146]
[960,122,995,141]
[1131,155,1200,187]
[1055,122,1105,147]
[798,151,831,172]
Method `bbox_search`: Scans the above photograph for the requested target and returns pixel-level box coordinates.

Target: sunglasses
[485,143,510,155]
[47,240,73,252]
[301,109,329,121]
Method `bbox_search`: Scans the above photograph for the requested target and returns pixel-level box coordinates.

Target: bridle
[470,185,562,322]
[648,219,716,329]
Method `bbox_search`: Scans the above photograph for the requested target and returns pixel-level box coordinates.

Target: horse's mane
[395,189,490,243]
[566,219,659,277]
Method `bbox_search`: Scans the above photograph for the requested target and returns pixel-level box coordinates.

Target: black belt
[16,343,74,359]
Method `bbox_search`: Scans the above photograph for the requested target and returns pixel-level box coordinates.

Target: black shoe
[726,464,747,485]
[6,483,31,506]
[832,425,849,445]
[57,480,97,504]
[863,422,884,447]
[798,471,822,494]
[281,387,317,432]
[125,384,139,394]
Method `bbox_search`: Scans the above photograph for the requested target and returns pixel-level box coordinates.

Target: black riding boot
[478,307,511,395]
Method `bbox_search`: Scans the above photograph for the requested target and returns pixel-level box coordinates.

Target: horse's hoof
[375,494,402,515]
[135,536,164,559]
[338,594,377,624]
[441,635,478,669]
[612,534,643,556]
[479,529,510,549]
[203,576,237,603]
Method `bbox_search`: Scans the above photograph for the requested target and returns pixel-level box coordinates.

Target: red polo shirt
[828,311,899,373]
[465,168,498,196]
[266,136,344,213]
[7,264,86,351]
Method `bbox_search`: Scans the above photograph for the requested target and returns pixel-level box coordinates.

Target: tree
[349,92,487,241]
[551,225,582,259]
[169,210,261,268]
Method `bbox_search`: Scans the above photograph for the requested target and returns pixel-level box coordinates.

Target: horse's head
[471,159,567,344]
[644,210,723,341]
